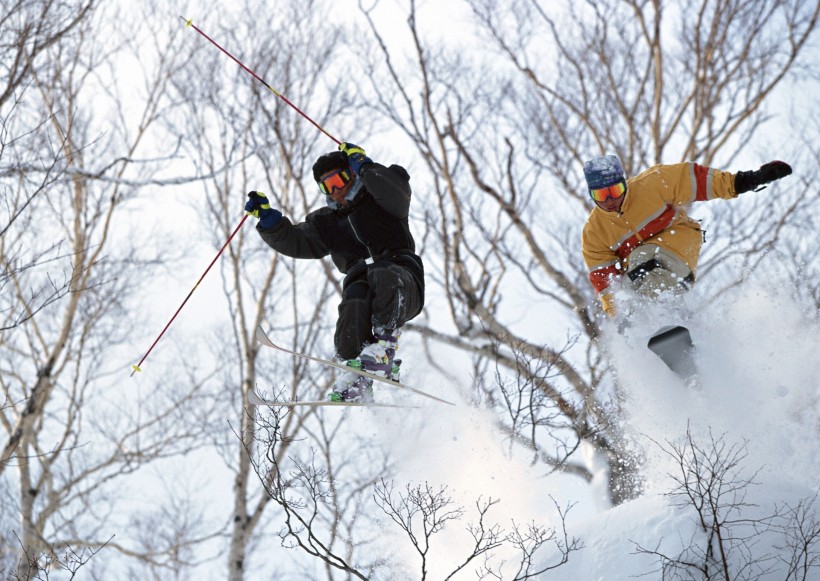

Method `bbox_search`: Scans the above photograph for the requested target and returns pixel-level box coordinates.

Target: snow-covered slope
[561,283,820,580]
[343,283,818,580]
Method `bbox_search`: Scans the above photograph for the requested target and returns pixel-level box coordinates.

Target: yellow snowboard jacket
[581,162,738,314]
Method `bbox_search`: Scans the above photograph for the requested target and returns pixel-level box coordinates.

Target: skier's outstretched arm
[244,190,330,259]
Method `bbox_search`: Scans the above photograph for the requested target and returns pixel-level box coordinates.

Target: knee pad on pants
[367,263,421,331]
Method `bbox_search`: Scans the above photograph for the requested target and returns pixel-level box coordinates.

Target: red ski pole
[131,214,248,376]
[180,16,340,145]
[132,17,343,375]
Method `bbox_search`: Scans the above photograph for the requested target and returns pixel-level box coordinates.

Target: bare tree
[0,1,95,110]
[0,533,108,581]
[493,499,583,580]
[0,0,95,331]
[373,480,503,579]
[655,427,770,580]
[355,0,819,506]
[633,426,820,580]
[247,408,581,580]
[245,404,393,579]
[776,493,820,581]
[1,1,226,576]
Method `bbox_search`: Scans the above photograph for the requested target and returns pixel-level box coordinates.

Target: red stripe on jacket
[588,264,620,293]
[693,163,710,201]
[614,205,677,260]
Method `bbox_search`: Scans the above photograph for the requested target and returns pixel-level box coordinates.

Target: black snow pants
[334,259,424,360]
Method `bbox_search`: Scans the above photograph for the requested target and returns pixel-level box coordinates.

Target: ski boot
[357,329,401,381]
[328,374,374,403]
[327,329,401,402]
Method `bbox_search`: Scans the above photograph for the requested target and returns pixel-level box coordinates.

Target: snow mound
[565,282,820,579]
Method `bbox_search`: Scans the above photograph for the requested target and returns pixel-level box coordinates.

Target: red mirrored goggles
[590,180,626,203]
[318,169,351,195]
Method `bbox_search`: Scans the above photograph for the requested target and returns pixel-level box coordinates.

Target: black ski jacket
[256,162,424,292]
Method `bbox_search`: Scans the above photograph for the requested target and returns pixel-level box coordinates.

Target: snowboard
[647,325,697,380]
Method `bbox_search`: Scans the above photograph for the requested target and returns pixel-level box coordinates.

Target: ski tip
[254,325,271,345]
[247,391,266,406]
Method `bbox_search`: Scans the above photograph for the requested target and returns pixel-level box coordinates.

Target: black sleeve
[360,163,412,219]
[256,210,330,260]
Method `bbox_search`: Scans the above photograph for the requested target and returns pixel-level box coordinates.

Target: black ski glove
[245,191,282,229]
[734,161,792,194]
[339,142,373,176]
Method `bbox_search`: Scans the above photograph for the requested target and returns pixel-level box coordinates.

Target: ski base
[248,390,415,408]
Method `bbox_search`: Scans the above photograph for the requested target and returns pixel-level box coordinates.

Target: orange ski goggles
[318,169,351,195]
[590,181,626,203]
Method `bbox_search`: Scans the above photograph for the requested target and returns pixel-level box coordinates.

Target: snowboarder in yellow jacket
[581,155,792,317]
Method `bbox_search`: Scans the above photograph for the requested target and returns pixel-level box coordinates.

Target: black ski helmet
[312,151,348,182]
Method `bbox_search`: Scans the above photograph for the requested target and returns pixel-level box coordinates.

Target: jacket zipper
[347,215,373,261]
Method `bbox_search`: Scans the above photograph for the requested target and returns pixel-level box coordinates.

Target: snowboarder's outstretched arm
[680,160,793,201]
[637,160,792,205]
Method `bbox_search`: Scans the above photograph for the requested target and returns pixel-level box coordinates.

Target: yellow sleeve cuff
[600,292,616,317]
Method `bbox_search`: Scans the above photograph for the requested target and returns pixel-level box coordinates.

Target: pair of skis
[250,326,455,408]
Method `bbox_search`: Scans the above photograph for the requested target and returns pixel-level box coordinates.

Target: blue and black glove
[245,191,282,229]
[339,142,373,176]
[735,161,792,194]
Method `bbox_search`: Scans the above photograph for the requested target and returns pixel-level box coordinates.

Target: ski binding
[248,390,416,408]
[255,326,455,406]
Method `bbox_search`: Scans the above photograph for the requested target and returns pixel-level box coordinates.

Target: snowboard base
[647,325,697,380]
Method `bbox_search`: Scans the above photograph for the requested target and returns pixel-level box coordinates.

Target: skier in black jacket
[244,142,424,402]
